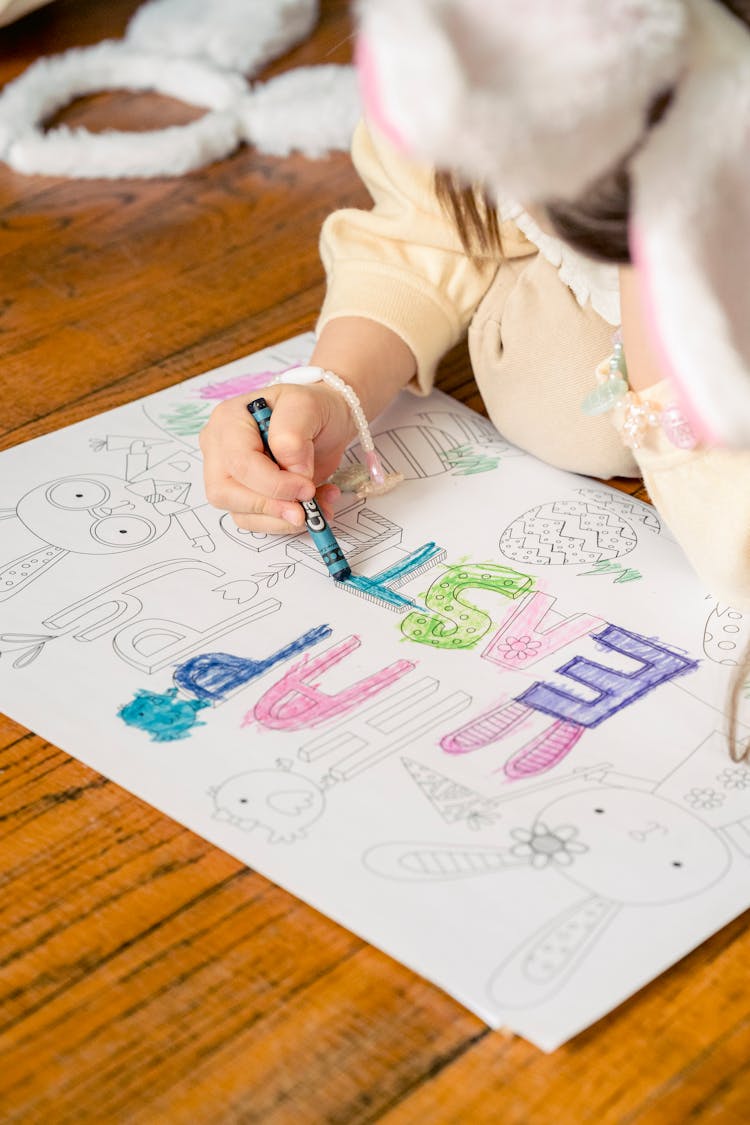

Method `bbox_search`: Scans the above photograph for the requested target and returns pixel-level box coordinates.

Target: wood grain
[0,1,747,1121]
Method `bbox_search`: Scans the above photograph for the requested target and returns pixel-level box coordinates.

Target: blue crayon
[247,397,351,581]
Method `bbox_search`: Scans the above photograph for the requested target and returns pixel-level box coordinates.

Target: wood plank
[377,914,750,1125]
[0,0,747,1120]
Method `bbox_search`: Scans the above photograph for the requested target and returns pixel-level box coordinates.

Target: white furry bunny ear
[127,0,319,75]
[357,0,750,448]
[355,0,688,201]
[630,0,750,447]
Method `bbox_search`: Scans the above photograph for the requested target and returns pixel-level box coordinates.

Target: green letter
[401,563,533,650]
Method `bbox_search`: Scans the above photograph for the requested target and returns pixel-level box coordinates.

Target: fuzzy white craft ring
[0,42,248,178]
[0,0,360,179]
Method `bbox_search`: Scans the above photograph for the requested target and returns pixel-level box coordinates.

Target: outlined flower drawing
[509,823,588,869]
[497,635,543,662]
[684,787,725,810]
[716,766,750,790]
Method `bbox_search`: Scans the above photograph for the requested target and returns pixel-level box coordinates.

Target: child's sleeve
[611,381,750,608]
[317,119,536,394]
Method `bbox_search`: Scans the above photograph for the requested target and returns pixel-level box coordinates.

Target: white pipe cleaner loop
[0,0,359,178]
[126,0,319,75]
[0,42,246,178]
[238,65,361,158]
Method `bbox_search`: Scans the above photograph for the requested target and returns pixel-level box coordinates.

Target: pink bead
[365,449,386,485]
[661,404,698,450]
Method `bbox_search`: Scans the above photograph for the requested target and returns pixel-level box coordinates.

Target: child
[200,0,750,753]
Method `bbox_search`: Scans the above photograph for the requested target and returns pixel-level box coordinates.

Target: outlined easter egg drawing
[344,424,460,479]
[703,603,750,666]
[499,500,637,566]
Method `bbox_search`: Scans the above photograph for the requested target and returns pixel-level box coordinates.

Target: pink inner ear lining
[354,34,410,153]
[629,221,720,447]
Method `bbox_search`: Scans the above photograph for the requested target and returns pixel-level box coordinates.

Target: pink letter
[252,634,415,731]
[441,697,585,779]
[501,719,585,780]
[483,591,603,670]
[441,699,533,754]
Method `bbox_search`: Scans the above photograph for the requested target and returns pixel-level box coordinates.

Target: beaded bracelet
[271,365,404,496]
[581,332,698,451]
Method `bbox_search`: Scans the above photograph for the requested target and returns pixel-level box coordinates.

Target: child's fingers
[229,510,304,535]
[227,447,315,503]
[265,393,321,478]
[315,482,342,523]
[203,473,306,528]
[229,484,341,535]
[200,406,314,503]
[218,482,342,528]
[219,483,342,535]
[199,387,348,534]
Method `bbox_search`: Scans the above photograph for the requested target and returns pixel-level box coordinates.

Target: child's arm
[201,119,532,535]
[309,315,417,419]
[617,265,750,607]
[316,121,532,396]
[199,316,416,534]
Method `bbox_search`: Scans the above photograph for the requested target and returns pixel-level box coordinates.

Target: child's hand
[200,318,418,534]
[199,382,355,534]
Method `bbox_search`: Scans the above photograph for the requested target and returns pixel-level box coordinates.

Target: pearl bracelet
[271,365,404,496]
[581,333,698,451]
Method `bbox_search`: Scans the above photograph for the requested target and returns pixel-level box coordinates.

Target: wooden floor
[0,2,748,1121]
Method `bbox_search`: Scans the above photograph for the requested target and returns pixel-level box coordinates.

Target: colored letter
[252,635,415,731]
[441,699,533,754]
[501,719,585,779]
[519,624,698,727]
[341,542,446,612]
[483,591,603,669]
[440,696,585,778]
[401,563,533,650]
[173,624,332,702]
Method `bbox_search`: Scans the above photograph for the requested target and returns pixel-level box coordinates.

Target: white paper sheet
[1,333,749,1051]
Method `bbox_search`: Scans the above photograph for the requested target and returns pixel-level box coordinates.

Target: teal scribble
[341,542,444,611]
[118,687,209,742]
[578,560,642,583]
[342,575,419,610]
[158,402,213,436]
[440,444,500,475]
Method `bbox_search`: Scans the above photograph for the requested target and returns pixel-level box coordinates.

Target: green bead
[581,377,628,415]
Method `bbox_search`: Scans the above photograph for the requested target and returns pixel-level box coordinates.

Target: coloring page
[1,332,749,1051]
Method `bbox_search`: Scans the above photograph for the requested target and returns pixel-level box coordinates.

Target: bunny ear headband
[356,0,750,448]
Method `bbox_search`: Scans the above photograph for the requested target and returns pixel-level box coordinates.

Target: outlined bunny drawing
[364,761,748,1010]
